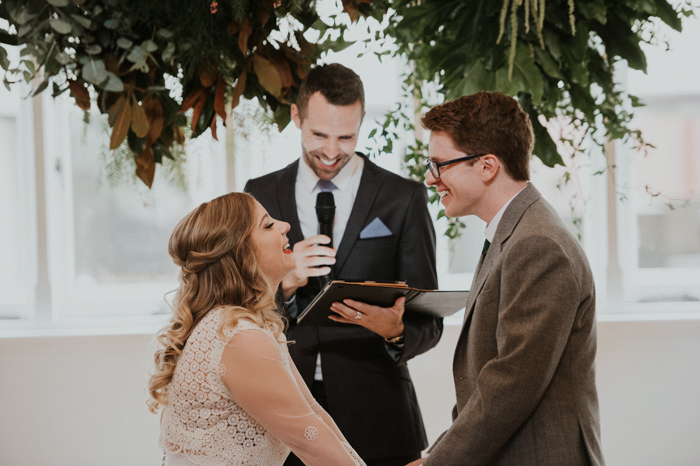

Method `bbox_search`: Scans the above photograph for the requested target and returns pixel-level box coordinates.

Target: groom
[413,92,604,465]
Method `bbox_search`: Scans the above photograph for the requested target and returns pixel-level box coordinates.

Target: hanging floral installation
[0,0,354,187]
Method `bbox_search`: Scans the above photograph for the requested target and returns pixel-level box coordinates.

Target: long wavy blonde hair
[147,192,285,413]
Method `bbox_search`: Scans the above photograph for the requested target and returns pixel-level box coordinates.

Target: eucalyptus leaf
[49,18,73,35]
[141,40,158,53]
[85,44,102,55]
[82,58,107,84]
[156,29,174,39]
[14,9,38,26]
[117,37,133,49]
[0,48,9,70]
[46,0,70,6]
[161,42,175,62]
[18,24,33,37]
[126,45,146,64]
[71,14,93,29]
[102,71,124,92]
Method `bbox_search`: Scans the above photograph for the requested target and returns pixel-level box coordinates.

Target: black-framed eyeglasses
[428,154,485,179]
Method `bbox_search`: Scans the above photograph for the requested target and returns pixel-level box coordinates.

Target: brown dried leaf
[214,75,226,121]
[142,93,164,148]
[238,18,252,55]
[231,71,247,110]
[173,125,185,145]
[68,79,91,111]
[181,87,205,112]
[198,62,218,88]
[210,117,218,141]
[191,90,209,132]
[106,93,126,126]
[271,56,293,100]
[109,93,131,150]
[342,0,360,23]
[130,94,149,138]
[259,9,270,27]
[253,54,282,98]
[135,148,155,188]
[227,21,240,36]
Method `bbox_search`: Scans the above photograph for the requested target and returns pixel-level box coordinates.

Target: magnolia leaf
[181,87,205,112]
[238,18,252,54]
[116,37,133,49]
[198,62,218,88]
[68,79,91,111]
[253,54,282,98]
[110,93,131,149]
[210,117,218,141]
[130,94,149,138]
[82,58,107,85]
[533,47,565,80]
[214,75,226,120]
[135,148,156,188]
[142,93,164,147]
[49,18,73,35]
[106,93,126,126]
[231,71,247,110]
[103,71,124,92]
[191,90,209,132]
[47,0,70,6]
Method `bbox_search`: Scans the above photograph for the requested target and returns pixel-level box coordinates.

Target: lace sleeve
[220,328,366,466]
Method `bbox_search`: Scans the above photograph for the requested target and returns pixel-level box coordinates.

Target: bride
[148,192,365,466]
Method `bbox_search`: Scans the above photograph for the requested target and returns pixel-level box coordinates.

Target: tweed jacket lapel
[333,154,382,274]
[276,159,304,246]
[460,184,543,328]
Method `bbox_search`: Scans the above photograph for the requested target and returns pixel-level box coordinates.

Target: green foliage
[360,0,694,237]
[0,0,342,187]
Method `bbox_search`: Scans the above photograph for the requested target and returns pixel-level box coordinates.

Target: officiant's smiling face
[251,201,295,285]
[292,92,363,181]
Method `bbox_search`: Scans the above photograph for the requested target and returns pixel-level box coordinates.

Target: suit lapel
[333,155,381,274]
[459,184,542,330]
[277,160,304,246]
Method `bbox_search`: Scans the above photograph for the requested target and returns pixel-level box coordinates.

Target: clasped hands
[281,234,405,340]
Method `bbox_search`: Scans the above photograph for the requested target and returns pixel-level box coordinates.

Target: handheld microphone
[315,192,335,286]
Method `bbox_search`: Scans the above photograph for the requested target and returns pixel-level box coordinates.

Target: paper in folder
[296,280,469,327]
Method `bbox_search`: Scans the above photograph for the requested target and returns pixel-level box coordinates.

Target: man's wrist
[384,333,404,345]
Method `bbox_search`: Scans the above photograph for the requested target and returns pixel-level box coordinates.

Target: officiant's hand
[328,296,405,340]
[281,235,336,300]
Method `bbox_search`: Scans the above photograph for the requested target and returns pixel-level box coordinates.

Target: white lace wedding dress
[159,307,365,466]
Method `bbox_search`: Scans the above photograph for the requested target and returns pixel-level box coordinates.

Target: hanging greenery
[0,0,353,187]
[360,0,694,237]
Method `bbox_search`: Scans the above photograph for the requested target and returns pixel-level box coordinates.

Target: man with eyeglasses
[410,92,604,466]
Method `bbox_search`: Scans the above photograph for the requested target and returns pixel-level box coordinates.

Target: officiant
[245,63,443,466]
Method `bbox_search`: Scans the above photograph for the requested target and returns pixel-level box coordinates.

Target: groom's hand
[328,296,405,340]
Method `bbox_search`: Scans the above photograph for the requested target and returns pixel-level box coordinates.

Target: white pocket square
[359,217,393,239]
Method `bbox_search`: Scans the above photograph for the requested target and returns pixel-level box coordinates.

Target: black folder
[296,280,469,327]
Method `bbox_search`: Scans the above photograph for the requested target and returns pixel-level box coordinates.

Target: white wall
[1,319,699,465]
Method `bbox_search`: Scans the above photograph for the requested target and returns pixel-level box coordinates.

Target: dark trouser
[283,381,422,466]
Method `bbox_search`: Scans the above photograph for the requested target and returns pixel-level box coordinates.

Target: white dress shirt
[484,183,529,243]
[295,153,365,381]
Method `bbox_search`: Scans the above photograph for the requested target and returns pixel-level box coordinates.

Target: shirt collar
[484,183,529,243]
[298,153,362,193]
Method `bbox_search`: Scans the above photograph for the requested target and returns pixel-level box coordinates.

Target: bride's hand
[328,296,405,340]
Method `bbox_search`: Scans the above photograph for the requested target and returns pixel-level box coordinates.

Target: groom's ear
[291,104,302,129]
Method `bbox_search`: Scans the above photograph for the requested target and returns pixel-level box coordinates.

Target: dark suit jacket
[245,154,443,460]
[424,184,604,466]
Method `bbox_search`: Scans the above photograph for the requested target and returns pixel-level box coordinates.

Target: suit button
[459,377,463,380]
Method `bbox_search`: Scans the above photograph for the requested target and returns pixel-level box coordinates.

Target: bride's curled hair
[147,192,284,413]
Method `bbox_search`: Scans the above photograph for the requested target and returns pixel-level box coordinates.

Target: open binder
[296,280,469,327]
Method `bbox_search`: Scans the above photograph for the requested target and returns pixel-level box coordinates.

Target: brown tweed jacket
[424,184,604,466]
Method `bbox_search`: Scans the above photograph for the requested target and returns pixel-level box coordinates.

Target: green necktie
[482,239,491,255]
